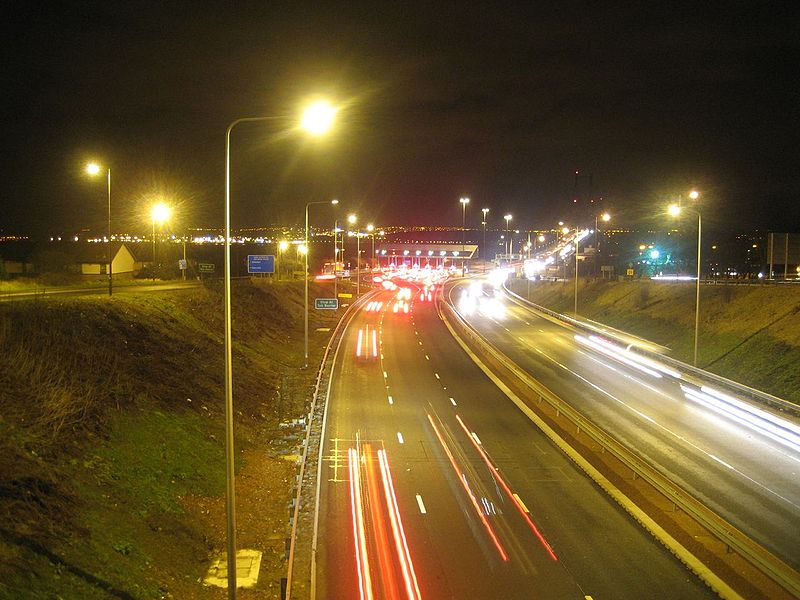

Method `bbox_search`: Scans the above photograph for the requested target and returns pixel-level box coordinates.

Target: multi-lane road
[447,277,800,573]
[313,282,716,599]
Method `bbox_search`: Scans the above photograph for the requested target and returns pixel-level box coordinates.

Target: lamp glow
[300,100,337,136]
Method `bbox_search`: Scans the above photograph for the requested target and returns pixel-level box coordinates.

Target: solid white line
[397,432,405,444]
[416,494,427,514]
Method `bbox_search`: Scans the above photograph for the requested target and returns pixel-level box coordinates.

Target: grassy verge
[0,278,341,599]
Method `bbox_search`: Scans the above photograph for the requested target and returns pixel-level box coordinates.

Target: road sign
[247,254,275,274]
[626,268,634,277]
[338,292,353,298]
[199,263,215,273]
[315,298,338,310]
[178,259,187,270]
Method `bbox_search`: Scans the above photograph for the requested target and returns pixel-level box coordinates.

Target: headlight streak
[454,414,559,561]
[575,335,663,379]
[576,349,675,401]
[356,329,363,357]
[426,414,509,562]
[377,449,423,600]
[682,386,800,454]
[372,328,379,359]
[349,447,374,600]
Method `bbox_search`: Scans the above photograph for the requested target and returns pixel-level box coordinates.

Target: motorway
[448,277,800,573]
[314,283,715,599]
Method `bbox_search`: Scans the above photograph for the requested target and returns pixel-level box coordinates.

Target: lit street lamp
[305,199,338,368]
[459,197,470,255]
[277,240,289,281]
[86,162,113,296]
[668,189,702,366]
[595,212,611,276]
[481,207,489,262]
[222,99,336,598]
[151,202,171,275]
[504,214,512,257]
[367,223,375,268]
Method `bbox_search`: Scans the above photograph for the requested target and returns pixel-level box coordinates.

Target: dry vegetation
[0,279,340,599]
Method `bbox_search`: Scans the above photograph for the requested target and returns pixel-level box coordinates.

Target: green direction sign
[199,263,215,273]
[315,298,338,310]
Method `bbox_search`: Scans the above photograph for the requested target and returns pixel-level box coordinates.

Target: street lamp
[459,197,470,255]
[595,212,611,276]
[151,202,171,276]
[668,190,702,366]
[223,100,336,598]
[86,162,112,296]
[367,223,375,268]
[481,208,489,262]
[504,214,512,257]
[305,199,338,368]
[347,214,363,298]
[278,240,289,281]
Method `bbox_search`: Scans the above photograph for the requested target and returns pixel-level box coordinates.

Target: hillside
[0,279,341,599]
[508,278,800,404]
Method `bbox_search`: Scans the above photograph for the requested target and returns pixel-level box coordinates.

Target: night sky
[1,2,798,238]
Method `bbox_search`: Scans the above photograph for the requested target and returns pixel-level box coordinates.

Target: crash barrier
[440,289,800,599]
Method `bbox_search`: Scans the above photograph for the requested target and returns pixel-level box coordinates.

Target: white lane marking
[531,345,800,510]
[472,432,482,446]
[388,395,394,405]
[434,373,440,379]
[450,397,457,406]
[512,493,530,513]
[418,341,423,346]
[383,371,388,379]
[425,354,430,360]
[415,494,427,514]
[397,432,405,444]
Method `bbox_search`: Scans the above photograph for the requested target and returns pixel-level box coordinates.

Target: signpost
[247,255,275,274]
[315,298,338,310]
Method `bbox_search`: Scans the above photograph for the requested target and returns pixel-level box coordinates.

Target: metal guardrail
[285,290,375,600]
[441,285,800,599]
[502,281,800,419]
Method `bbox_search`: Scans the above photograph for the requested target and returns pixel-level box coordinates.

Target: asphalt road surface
[314,283,715,599]
[448,277,800,572]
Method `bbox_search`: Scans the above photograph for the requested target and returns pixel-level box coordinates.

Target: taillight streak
[426,414,509,561]
[372,329,378,358]
[377,448,423,600]
[365,447,402,600]
[454,415,558,561]
[349,447,373,599]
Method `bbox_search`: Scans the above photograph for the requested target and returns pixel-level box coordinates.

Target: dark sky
[1,1,798,237]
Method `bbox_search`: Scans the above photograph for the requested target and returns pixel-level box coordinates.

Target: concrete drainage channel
[282,291,375,600]
[437,288,800,600]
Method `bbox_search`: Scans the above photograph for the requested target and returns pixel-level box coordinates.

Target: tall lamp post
[277,240,289,281]
[151,202,171,275]
[367,223,375,269]
[504,214,512,257]
[86,163,112,296]
[595,212,611,276]
[305,199,338,368]
[347,214,361,297]
[459,197,470,255]
[481,207,489,262]
[668,190,702,366]
[223,99,336,598]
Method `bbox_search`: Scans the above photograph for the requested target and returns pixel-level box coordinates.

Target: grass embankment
[0,279,341,599]
[509,278,800,404]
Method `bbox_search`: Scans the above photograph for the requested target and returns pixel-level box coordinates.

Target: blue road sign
[247,254,275,274]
